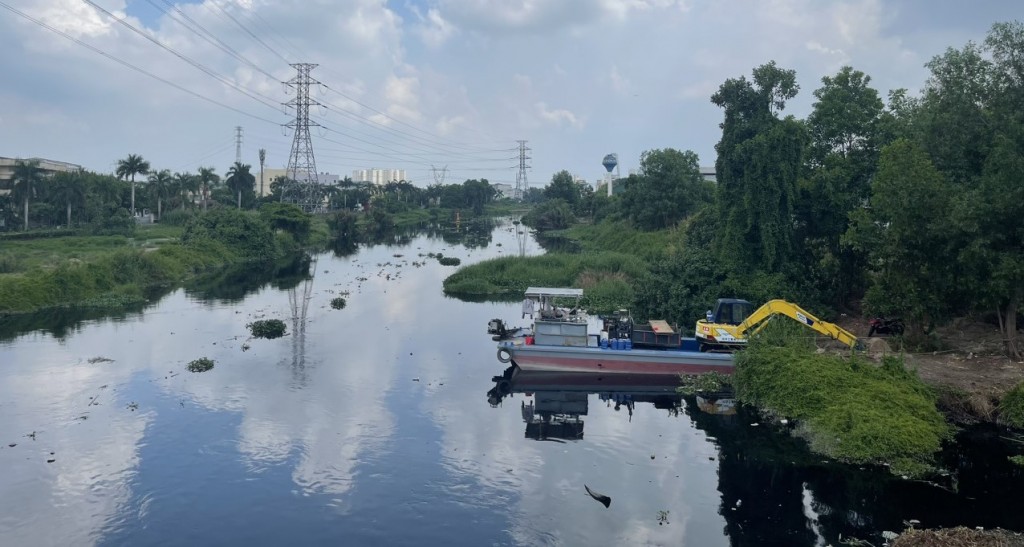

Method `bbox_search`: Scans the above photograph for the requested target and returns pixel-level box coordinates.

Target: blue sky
[0,0,1018,187]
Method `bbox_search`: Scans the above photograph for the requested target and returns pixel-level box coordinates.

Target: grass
[557,220,683,262]
[999,381,1024,428]
[443,251,647,313]
[733,322,951,477]
[0,224,185,274]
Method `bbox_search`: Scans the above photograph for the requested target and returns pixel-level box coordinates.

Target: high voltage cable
[205,0,291,64]
[0,0,281,126]
[149,0,280,82]
[80,0,283,112]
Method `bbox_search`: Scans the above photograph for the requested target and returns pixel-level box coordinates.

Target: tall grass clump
[999,381,1024,428]
[733,322,950,477]
[562,220,682,261]
[443,252,647,298]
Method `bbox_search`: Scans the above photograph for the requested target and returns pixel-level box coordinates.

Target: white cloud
[536,102,584,129]
[417,7,457,47]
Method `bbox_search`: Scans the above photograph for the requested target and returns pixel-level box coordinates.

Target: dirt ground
[837,316,1024,422]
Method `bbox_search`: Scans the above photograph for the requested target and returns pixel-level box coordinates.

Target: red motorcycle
[868,317,904,337]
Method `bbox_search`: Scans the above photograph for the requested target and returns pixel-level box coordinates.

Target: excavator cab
[710,299,754,325]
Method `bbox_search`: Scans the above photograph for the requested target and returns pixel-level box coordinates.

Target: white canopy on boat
[525,287,583,298]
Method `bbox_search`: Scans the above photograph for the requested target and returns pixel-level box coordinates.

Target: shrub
[330,297,346,309]
[733,321,950,477]
[159,209,196,226]
[182,209,275,261]
[260,203,311,243]
[522,199,575,231]
[999,381,1024,428]
[248,319,287,339]
[187,357,215,373]
[90,208,136,237]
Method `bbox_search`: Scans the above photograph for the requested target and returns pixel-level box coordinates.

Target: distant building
[0,156,82,195]
[491,182,513,198]
[352,168,407,185]
[699,166,716,182]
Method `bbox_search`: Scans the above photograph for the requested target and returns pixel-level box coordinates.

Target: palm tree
[49,169,86,228]
[11,159,43,231]
[225,162,256,209]
[116,154,150,217]
[197,167,219,212]
[148,169,173,221]
[173,172,199,210]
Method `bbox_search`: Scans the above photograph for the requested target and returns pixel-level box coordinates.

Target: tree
[797,66,885,308]
[462,179,495,214]
[844,139,958,338]
[147,169,173,220]
[173,172,198,211]
[225,162,256,209]
[116,154,150,217]
[543,170,581,207]
[49,170,86,229]
[11,159,43,231]
[197,167,219,212]
[619,149,712,230]
[712,62,806,272]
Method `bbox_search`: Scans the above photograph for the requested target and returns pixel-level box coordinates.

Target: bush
[248,319,287,339]
[438,256,461,266]
[999,382,1024,428]
[187,357,215,373]
[90,208,136,237]
[182,209,276,261]
[260,203,311,243]
[733,322,950,477]
[159,209,197,226]
[330,297,346,309]
[522,199,575,231]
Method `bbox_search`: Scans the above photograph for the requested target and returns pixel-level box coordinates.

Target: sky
[0,0,1017,188]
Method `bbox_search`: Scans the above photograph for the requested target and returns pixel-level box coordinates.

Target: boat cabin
[525,287,589,347]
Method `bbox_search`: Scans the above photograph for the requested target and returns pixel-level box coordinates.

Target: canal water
[1,219,1022,546]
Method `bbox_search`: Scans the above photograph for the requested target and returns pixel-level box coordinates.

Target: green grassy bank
[0,208,316,315]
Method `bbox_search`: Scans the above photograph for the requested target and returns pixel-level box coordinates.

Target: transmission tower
[234,126,243,164]
[515,140,531,200]
[258,148,266,197]
[431,164,448,185]
[282,63,322,212]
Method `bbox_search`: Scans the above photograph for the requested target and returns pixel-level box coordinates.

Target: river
[1,218,1022,546]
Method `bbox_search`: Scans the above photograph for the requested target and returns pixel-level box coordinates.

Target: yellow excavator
[694,298,859,352]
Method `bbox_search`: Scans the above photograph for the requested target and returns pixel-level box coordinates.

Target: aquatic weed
[247,319,287,339]
[187,358,214,373]
[330,297,346,310]
[999,382,1024,428]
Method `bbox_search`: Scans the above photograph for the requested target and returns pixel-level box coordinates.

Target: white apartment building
[352,168,407,185]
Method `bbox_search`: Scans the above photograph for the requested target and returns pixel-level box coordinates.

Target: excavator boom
[695,299,859,351]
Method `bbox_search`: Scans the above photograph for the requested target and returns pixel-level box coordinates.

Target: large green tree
[116,153,150,217]
[620,148,711,231]
[11,159,43,231]
[49,169,86,228]
[711,61,806,272]
[225,162,256,209]
[845,139,958,338]
[797,66,885,308]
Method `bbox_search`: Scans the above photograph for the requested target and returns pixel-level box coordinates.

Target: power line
[0,0,281,126]
[80,0,283,112]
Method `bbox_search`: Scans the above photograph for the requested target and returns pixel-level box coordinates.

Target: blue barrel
[600,337,609,349]
[611,338,619,350]
[624,339,632,350]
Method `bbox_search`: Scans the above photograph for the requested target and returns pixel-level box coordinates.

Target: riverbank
[0,209,322,316]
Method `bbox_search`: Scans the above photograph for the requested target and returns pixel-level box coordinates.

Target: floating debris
[584,485,611,508]
[87,356,114,364]
[247,319,287,339]
[187,358,215,373]
[330,297,347,310]
[657,510,670,525]
[127,402,139,411]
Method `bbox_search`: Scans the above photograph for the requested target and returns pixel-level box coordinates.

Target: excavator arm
[736,300,859,348]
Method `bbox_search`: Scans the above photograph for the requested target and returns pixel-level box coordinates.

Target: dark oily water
[1,220,1022,547]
